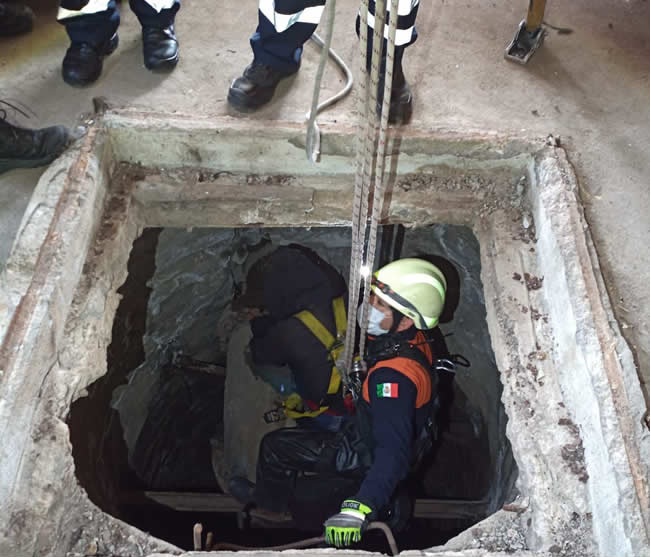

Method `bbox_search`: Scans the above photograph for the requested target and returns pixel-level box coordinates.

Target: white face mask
[358,304,390,336]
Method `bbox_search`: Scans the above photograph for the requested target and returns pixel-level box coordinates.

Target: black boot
[387,77,413,125]
[227,61,297,112]
[142,25,179,71]
[0,1,33,36]
[0,119,70,174]
[62,33,119,87]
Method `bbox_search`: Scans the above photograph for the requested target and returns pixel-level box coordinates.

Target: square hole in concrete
[0,112,646,557]
[67,223,512,552]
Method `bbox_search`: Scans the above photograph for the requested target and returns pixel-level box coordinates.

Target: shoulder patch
[376,382,399,398]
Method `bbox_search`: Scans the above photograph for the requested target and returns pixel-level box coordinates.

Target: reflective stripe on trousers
[258,0,419,46]
[58,0,176,20]
[362,0,420,46]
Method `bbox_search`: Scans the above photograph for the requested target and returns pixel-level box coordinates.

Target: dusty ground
[0,0,648,407]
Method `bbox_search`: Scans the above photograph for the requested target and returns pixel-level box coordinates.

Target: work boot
[227,61,297,112]
[227,476,256,506]
[62,33,119,87]
[142,25,179,71]
[0,119,70,174]
[0,1,33,36]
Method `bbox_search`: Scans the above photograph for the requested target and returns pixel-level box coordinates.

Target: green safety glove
[324,499,372,547]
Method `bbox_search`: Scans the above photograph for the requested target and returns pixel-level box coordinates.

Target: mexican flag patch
[376,383,399,398]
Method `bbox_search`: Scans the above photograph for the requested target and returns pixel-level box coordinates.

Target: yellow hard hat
[372,258,447,329]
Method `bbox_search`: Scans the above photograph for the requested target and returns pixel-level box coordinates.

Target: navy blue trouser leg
[130,0,179,29]
[60,0,179,47]
[250,15,316,74]
[61,0,120,47]
[250,0,419,74]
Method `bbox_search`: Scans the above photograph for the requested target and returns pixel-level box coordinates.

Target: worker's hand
[324,499,372,547]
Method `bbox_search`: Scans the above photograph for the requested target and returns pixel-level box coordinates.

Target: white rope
[340,0,376,383]
[305,0,354,163]
[340,0,399,387]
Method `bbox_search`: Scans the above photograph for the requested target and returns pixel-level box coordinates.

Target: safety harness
[281,295,347,419]
[358,330,469,469]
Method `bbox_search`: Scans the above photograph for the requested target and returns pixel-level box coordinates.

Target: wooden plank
[126,491,490,520]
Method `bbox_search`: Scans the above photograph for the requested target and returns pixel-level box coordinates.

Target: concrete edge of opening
[475,147,649,557]
[0,114,647,557]
[532,150,649,555]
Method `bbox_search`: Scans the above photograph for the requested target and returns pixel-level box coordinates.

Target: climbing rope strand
[305,0,355,162]
[356,0,395,363]
[343,0,400,382]
[342,0,374,380]
[362,0,399,329]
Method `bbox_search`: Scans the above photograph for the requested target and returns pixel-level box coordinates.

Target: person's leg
[228,0,325,112]
[129,0,180,70]
[356,0,420,124]
[57,0,120,86]
[252,427,338,513]
[0,2,34,36]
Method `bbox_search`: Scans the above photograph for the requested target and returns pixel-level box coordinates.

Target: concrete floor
[0,0,648,408]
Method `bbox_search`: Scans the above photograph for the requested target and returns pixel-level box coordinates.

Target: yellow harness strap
[285,296,346,418]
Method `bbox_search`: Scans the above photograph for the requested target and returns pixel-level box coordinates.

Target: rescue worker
[234,243,349,431]
[224,244,350,498]
[57,0,180,86]
[228,0,420,124]
[229,258,448,544]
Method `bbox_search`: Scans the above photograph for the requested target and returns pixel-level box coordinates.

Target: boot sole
[144,51,179,71]
[227,87,275,113]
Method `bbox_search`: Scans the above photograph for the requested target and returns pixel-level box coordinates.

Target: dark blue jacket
[354,327,434,512]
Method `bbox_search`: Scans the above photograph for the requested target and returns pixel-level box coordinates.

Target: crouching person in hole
[224,244,351,502]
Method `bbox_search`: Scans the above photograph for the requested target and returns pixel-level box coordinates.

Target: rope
[362,0,399,321]
[341,0,399,384]
[340,0,377,383]
[305,0,354,163]
[207,521,399,555]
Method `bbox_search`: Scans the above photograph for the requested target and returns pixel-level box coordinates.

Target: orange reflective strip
[362,332,433,408]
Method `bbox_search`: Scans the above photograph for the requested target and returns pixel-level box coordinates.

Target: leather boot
[142,25,179,71]
[0,1,33,36]
[228,61,297,112]
[0,119,70,174]
[62,33,119,87]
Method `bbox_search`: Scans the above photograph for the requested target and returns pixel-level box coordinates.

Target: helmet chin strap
[388,307,404,334]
